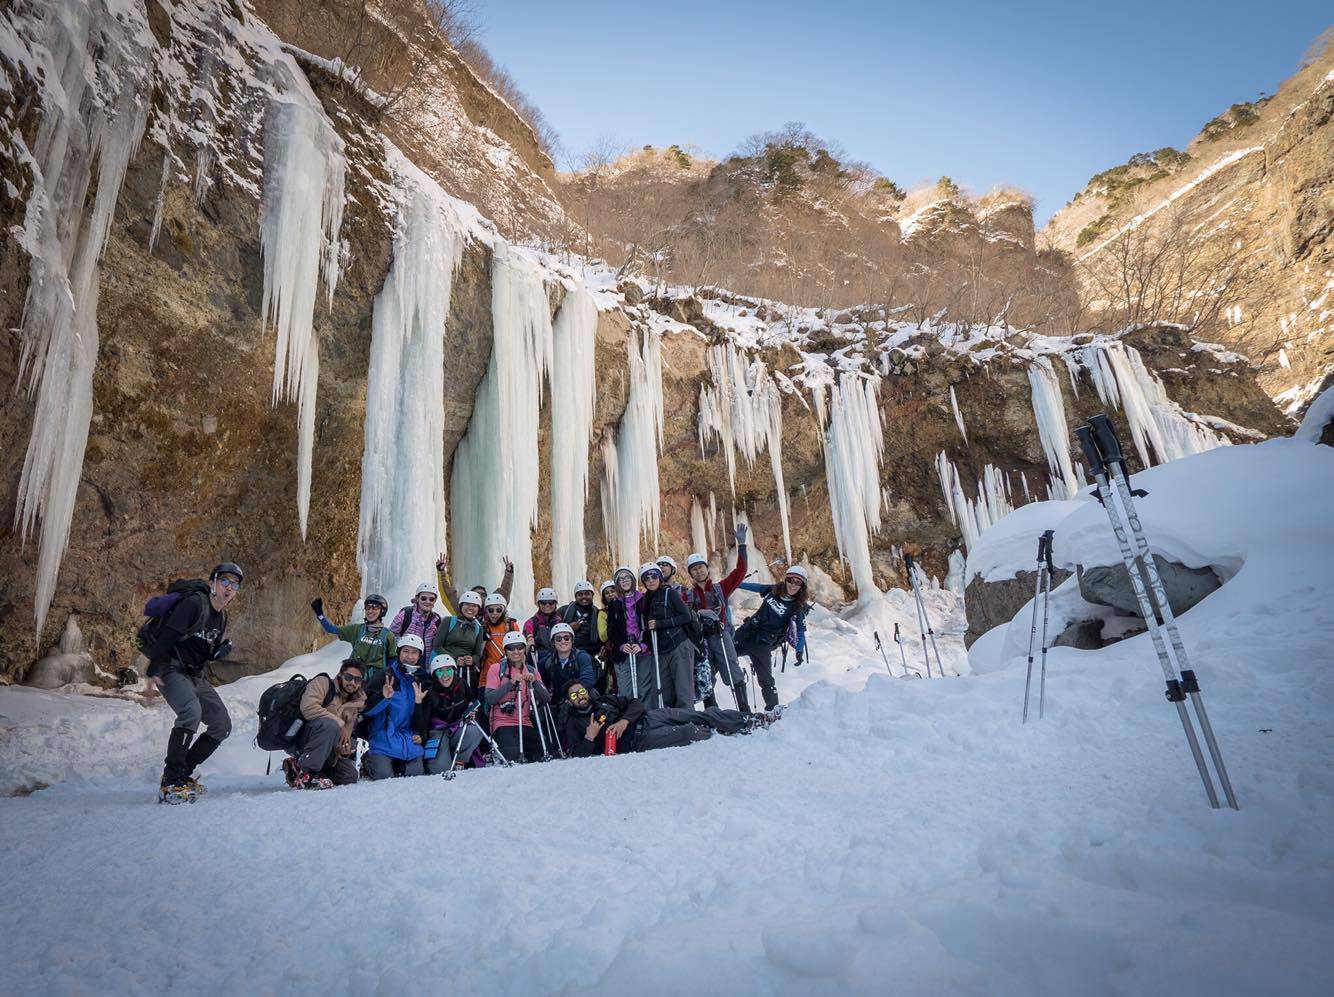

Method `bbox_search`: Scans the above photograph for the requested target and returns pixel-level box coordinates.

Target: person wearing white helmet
[388,581,444,650]
[735,564,813,710]
[414,655,484,775]
[361,633,429,780]
[558,580,604,669]
[638,560,696,710]
[546,622,597,692]
[683,521,752,711]
[434,551,515,616]
[432,588,487,693]
[655,554,686,595]
[310,592,396,687]
[523,586,562,672]
[479,590,521,689]
[606,565,653,706]
[485,629,549,763]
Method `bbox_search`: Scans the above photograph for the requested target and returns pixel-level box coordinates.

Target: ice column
[451,244,553,618]
[949,385,969,445]
[549,286,599,594]
[259,55,347,539]
[690,496,710,559]
[820,373,884,601]
[12,0,153,634]
[697,343,792,561]
[600,326,664,569]
[1026,356,1081,498]
[356,155,465,611]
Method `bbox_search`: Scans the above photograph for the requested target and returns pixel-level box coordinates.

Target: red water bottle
[604,729,618,755]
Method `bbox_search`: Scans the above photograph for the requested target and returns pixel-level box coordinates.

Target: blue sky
[473,1,1330,227]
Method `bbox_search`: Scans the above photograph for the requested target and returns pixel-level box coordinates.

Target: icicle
[600,325,664,569]
[945,549,966,597]
[259,54,347,539]
[690,496,709,558]
[148,148,171,253]
[549,286,599,595]
[819,374,884,601]
[934,452,1014,552]
[356,153,465,611]
[1026,356,1081,499]
[451,243,554,619]
[12,0,153,635]
[707,490,719,553]
[949,384,969,445]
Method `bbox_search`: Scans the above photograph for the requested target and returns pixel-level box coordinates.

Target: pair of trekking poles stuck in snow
[1065,413,1239,811]
[873,553,946,679]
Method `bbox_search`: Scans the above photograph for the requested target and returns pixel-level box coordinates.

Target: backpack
[134,579,211,652]
[394,605,441,639]
[256,673,334,751]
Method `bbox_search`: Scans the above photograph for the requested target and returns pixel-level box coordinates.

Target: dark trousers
[493,724,547,763]
[736,638,779,710]
[291,717,358,785]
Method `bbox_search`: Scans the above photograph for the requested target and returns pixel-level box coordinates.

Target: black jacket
[413,681,474,736]
[636,585,692,654]
[561,693,646,756]
[144,591,228,677]
[559,601,602,657]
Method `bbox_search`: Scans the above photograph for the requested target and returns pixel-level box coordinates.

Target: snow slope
[2,438,1333,994]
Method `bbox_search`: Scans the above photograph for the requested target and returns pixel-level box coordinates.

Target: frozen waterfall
[11,0,153,634]
[356,153,466,612]
[935,453,1014,552]
[549,286,599,594]
[1026,356,1082,499]
[819,373,884,601]
[258,52,347,540]
[451,245,553,619]
[600,326,664,570]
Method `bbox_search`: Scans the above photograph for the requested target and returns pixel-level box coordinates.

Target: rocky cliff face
[1044,47,1334,406]
[0,0,1292,685]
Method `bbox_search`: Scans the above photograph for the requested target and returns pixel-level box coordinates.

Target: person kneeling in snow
[414,656,483,775]
[282,659,366,790]
[360,634,428,780]
[558,680,753,756]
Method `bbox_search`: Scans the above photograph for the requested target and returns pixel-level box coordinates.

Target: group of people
[142,524,815,802]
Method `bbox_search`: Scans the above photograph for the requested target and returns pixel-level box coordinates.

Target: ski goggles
[433,666,457,681]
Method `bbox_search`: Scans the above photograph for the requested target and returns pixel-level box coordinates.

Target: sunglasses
[553,635,573,643]
[568,689,589,703]
[339,672,364,684]
[418,595,437,603]
[216,578,241,591]
[486,607,505,613]
[433,667,456,680]
[538,601,556,607]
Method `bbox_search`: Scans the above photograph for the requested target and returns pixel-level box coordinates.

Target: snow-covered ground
[3,439,1334,994]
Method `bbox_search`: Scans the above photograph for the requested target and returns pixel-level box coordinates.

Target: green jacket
[338,622,396,671]
[432,615,486,665]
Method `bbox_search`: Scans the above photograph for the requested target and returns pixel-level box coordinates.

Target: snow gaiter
[733,683,751,714]
[161,727,194,787]
[183,733,223,776]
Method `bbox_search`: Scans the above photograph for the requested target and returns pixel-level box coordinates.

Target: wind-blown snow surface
[4,437,1334,994]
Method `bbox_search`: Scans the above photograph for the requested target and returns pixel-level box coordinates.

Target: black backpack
[134,579,211,653]
[256,673,334,751]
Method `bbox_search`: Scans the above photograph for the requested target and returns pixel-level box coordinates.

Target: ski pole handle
[893,622,900,641]
[874,630,883,650]
[1087,414,1124,465]
[1040,530,1055,572]
[1074,425,1104,476]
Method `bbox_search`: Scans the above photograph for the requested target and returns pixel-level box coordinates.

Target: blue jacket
[545,648,596,694]
[362,661,425,761]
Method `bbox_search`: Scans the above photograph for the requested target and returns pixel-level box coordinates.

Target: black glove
[735,522,748,544]
[310,597,324,616]
[213,640,234,661]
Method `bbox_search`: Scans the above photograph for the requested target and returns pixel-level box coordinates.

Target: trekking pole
[442,702,480,780]
[904,554,934,678]
[528,682,552,762]
[780,643,788,673]
[1087,415,1238,810]
[1075,423,1221,809]
[650,630,664,709]
[1021,533,1046,724]
[1038,530,1054,720]
[544,702,566,758]
[472,716,512,768]
[873,631,893,672]
[893,623,911,676]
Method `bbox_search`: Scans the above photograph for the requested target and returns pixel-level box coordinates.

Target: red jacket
[685,546,748,625]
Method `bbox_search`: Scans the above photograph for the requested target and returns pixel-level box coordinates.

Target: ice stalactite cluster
[1026,356,1082,499]
[549,286,599,594]
[11,0,153,634]
[600,327,664,570]
[356,154,466,612]
[451,245,554,619]
[817,374,885,601]
[258,53,347,540]
[697,344,792,561]
[935,453,1015,552]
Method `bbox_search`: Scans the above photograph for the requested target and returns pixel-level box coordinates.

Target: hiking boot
[281,756,309,790]
[158,783,197,805]
[305,776,334,790]
[183,776,207,796]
